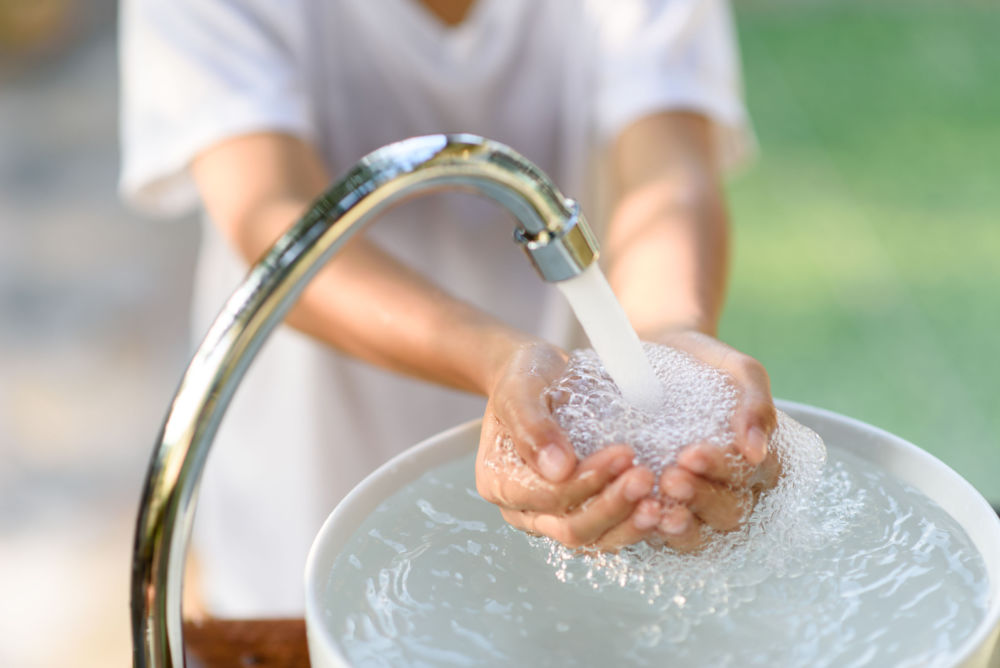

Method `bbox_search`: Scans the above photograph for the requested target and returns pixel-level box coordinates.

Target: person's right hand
[645,329,782,552]
[475,340,661,550]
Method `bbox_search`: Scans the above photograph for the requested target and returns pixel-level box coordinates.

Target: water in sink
[321,446,988,667]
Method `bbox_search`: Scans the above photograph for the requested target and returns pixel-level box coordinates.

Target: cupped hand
[475,340,661,550]
[645,329,782,551]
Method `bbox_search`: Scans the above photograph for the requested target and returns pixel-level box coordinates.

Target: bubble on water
[545,344,741,478]
[325,443,990,666]
[535,342,847,625]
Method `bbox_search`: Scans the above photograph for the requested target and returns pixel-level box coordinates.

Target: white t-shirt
[120,0,750,616]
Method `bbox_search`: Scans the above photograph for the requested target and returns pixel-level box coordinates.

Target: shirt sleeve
[591,0,753,171]
[119,0,313,217]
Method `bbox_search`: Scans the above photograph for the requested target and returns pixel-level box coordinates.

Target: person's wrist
[474,328,550,395]
[636,316,718,341]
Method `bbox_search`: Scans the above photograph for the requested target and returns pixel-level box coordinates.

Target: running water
[555,264,664,412]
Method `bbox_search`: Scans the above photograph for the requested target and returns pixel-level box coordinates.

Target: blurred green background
[724,0,1000,501]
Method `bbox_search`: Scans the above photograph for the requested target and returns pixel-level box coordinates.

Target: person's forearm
[258,200,534,393]
[605,176,729,337]
[192,133,535,396]
[604,112,730,337]
[297,222,533,394]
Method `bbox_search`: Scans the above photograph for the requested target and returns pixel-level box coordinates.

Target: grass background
[724,0,1000,501]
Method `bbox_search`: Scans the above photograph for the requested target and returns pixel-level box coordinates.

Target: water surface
[323,449,989,667]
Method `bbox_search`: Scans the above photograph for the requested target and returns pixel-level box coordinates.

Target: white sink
[305,400,1000,667]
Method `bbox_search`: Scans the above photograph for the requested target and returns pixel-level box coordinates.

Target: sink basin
[304,400,1000,667]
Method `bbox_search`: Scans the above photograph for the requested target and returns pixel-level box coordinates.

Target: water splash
[545,344,741,479]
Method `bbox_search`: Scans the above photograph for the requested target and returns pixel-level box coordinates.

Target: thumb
[493,376,576,483]
[730,371,777,467]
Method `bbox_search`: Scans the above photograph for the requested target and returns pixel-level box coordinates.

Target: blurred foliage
[0,0,74,52]
[725,0,1000,499]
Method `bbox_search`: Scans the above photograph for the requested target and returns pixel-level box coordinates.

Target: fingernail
[624,475,651,502]
[538,445,568,481]
[669,478,695,502]
[610,455,632,476]
[685,454,709,474]
[747,426,768,464]
[659,514,689,535]
[634,506,660,531]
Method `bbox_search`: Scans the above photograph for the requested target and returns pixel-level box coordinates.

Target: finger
[675,441,782,500]
[721,355,776,467]
[676,442,753,486]
[656,504,705,552]
[749,448,782,491]
[657,332,777,467]
[490,444,635,514]
[661,467,752,532]
[499,507,540,536]
[493,376,576,483]
[532,467,655,548]
[592,498,662,551]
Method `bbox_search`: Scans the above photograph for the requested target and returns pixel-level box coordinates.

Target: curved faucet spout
[130,134,600,666]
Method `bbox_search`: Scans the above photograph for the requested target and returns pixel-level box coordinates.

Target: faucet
[130,134,600,667]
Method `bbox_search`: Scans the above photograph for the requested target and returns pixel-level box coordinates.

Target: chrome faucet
[130,134,600,666]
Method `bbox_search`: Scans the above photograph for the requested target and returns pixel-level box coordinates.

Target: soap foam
[535,343,838,623]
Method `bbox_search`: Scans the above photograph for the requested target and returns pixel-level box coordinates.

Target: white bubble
[545,344,741,480]
[538,343,837,622]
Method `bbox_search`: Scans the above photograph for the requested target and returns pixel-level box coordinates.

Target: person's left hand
[475,340,662,550]
[643,329,782,551]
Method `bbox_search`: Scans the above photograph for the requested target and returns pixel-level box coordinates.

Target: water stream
[555,264,664,412]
